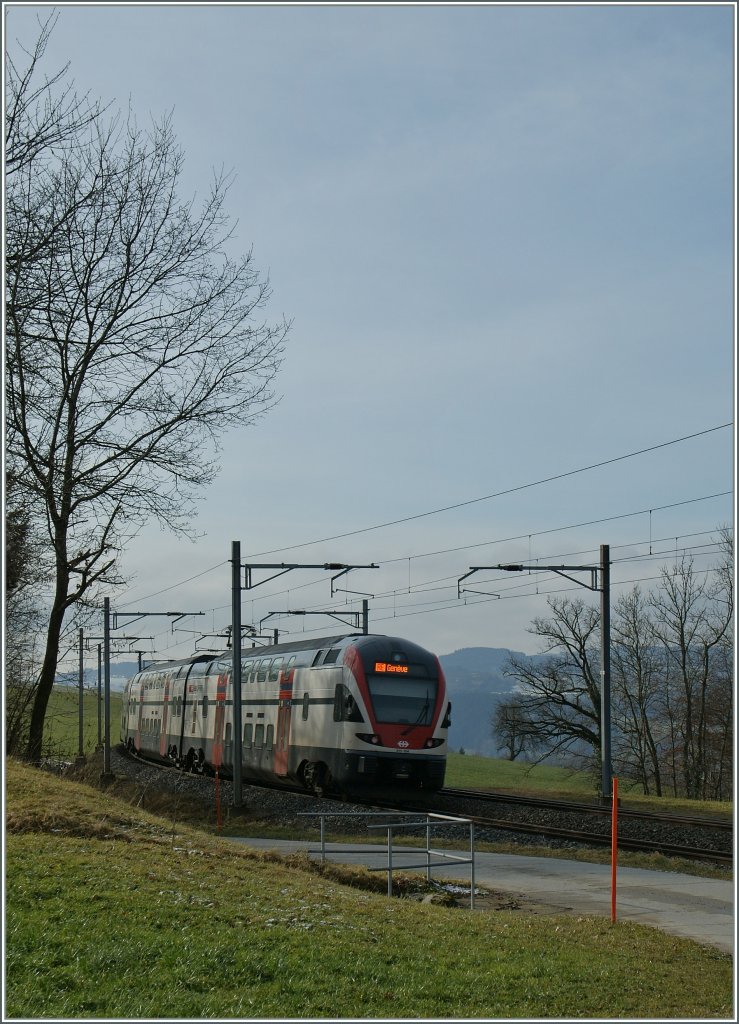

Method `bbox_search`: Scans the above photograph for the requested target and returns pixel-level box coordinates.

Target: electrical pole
[459,545,613,799]
[231,541,243,809]
[78,628,84,761]
[97,644,102,751]
[230,549,377,807]
[102,598,113,781]
[599,544,611,802]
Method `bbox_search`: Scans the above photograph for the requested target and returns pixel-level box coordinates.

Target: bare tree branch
[5,20,289,761]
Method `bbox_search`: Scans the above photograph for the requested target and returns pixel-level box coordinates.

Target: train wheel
[303,761,330,798]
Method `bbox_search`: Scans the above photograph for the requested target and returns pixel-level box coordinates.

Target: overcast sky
[6,2,735,669]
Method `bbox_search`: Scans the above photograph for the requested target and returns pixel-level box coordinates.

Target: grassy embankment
[445,751,734,819]
[5,758,733,1019]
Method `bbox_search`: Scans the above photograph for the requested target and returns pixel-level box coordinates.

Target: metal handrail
[298,810,477,908]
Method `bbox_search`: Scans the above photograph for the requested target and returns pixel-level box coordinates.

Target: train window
[269,658,283,682]
[302,693,310,721]
[324,648,341,665]
[254,724,265,748]
[286,656,296,674]
[244,723,253,747]
[311,650,324,667]
[266,724,274,750]
[367,675,438,725]
[257,660,270,683]
[241,661,252,682]
[333,683,363,723]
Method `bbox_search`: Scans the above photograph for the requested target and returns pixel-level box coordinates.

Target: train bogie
[120,633,449,797]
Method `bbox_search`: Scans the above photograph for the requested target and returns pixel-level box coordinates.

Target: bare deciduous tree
[499,531,733,800]
[611,586,666,796]
[491,695,539,761]
[649,541,733,800]
[503,597,602,771]
[5,22,290,761]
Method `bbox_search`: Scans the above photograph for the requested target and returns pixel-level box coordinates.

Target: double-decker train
[120,633,450,797]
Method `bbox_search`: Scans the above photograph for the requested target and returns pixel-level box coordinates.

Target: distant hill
[439,647,532,757]
[55,661,139,693]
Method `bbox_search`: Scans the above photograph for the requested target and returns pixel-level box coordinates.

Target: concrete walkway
[229,836,734,955]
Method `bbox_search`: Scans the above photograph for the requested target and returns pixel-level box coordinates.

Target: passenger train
[120,633,450,796]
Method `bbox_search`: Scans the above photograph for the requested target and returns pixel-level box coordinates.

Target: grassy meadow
[445,751,734,819]
[5,758,734,1020]
[37,685,122,759]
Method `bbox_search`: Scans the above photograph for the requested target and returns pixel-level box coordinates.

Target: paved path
[229,837,734,955]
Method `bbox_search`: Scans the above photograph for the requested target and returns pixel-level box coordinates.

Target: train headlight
[424,738,444,749]
[356,733,381,745]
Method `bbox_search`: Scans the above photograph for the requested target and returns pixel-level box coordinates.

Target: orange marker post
[611,777,618,922]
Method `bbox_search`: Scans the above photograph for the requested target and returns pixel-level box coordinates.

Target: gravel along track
[105,747,732,862]
[107,746,389,833]
[423,790,733,863]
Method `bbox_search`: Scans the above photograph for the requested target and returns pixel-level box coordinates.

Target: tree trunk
[25,563,70,762]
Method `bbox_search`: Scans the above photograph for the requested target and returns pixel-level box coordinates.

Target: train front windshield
[367,675,437,725]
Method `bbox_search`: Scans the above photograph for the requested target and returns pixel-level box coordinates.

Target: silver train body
[120,633,450,796]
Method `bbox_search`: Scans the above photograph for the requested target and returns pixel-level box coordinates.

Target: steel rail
[467,813,733,865]
[441,787,733,831]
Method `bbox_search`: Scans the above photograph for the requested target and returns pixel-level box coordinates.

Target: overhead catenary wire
[117,521,731,655]
[241,423,732,558]
[114,487,731,614]
[100,420,731,655]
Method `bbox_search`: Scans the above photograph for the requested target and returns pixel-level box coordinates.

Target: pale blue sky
[5,2,735,666]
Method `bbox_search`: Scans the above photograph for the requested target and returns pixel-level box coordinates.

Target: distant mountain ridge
[438,647,533,757]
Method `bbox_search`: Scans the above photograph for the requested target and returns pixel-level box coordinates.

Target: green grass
[445,752,734,818]
[5,758,734,1020]
[41,686,122,758]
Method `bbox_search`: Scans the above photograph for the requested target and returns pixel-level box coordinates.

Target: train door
[135,678,145,751]
[212,669,228,769]
[274,661,296,776]
[159,672,172,757]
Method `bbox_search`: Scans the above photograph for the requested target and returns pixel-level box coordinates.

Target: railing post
[426,816,432,883]
[320,815,326,863]
[470,821,476,910]
[387,826,393,897]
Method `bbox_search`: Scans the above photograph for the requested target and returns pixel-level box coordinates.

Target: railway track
[441,786,734,831]
[113,748,732,866]
[409,787,734,866]
[456,812,733,865]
